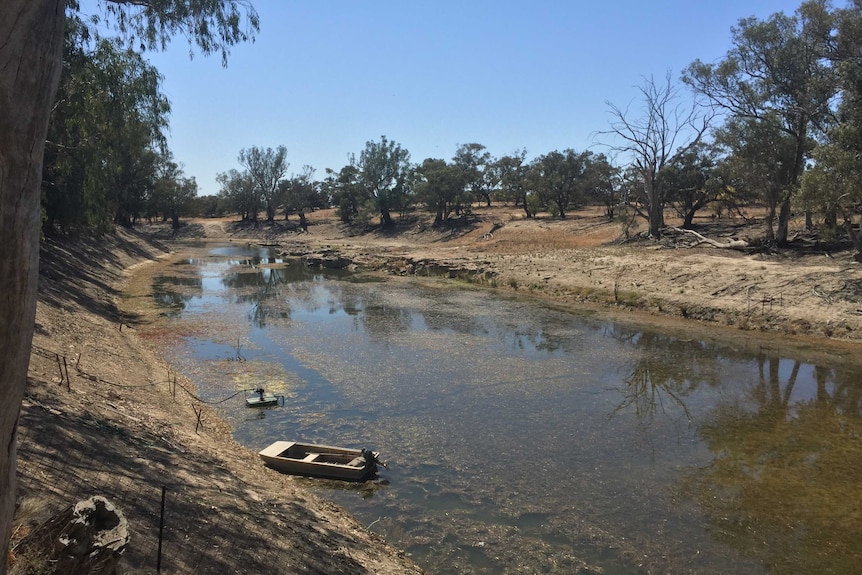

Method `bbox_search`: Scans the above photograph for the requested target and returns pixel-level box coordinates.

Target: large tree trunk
[0,2,65,572]
[765,200,777,243]
[434,204,444,225]
[648,193,663,238]
[682,206,696,229]
[844,214,862,263]
[776,193,793,246]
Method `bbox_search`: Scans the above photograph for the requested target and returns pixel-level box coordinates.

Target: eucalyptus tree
[800,3,862,260]
[151,157,198,229]
[683,1,837,244]
[217,168,260,221]
[527,149,594,219]
[496,150,531,217]
[802,139,862,259]
[42,17,170,232]
[193,194,230,218]
[582,153,620,220]
[324,163,363,223]
[602,72,711,238]
[715,114,799,235]
[452,143,498,207]
[1,1,259,567]
[281,165,320,230]
[239,145,289,222]
[357,136,412,226]
[660,142,721,229]
[414,158,466,225]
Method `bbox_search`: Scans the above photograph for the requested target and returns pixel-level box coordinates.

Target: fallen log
[670,227,750,250]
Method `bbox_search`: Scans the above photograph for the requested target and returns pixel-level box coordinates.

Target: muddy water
[151,244,862,575]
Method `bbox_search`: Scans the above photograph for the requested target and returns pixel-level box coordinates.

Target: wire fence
[17,344,373,575]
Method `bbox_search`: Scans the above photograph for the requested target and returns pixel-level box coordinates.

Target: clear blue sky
[83,1,806,196]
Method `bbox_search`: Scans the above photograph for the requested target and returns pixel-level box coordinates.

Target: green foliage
[525,192,545,218]
[42,16,170,233]
[357,136,412,227]
[583,153,619,219]
[87,0,259,66]
[683,1,837,243]
[323,163,363,224]
[238,145,289,222]
[661,142,722,228]
[715,113,801,241]
[414,158,467,224]
[190,194,229,218]
[217,168,259,221]
[799,3,862,256]
[39,0,260,235]
[495,150,530,216]
[150,157,198,228]
[452,143,498,207]
[281,165,325,228]
[43,1,259,234]
[526,149,599,219]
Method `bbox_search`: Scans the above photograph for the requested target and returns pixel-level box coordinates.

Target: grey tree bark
[0,2,65,572]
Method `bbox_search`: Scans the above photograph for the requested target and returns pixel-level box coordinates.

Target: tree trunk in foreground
[0,2,65,572]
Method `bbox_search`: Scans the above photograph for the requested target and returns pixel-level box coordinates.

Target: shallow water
[152,244,862,574]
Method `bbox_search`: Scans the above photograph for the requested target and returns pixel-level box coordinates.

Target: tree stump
[12,496,129,575]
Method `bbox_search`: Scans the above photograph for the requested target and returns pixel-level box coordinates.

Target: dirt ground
[13,205,862,574]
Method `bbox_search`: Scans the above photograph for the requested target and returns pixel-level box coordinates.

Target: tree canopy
[43,15,171,232]
[357,136,413,226]
[79,0,259,65]
[683,0,837,244]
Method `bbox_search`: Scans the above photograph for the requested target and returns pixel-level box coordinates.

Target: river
[148,243,862,574]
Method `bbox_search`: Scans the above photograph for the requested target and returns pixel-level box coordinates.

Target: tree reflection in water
[608,326,720,424]
[682,353,862,574]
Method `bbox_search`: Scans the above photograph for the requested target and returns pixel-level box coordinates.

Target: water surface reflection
[152,244,862,574]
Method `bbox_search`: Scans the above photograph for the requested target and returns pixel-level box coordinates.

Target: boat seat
[347,457,365,467]
[302,453,320,462]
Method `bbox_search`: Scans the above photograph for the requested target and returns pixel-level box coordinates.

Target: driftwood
[12,496,129,575]
[670,227,750,250]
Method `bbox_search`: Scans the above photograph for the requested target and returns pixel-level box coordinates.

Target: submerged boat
[245,388,283,408]
[259,441,381,481]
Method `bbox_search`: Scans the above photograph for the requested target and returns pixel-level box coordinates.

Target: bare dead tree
[599,71,712,239]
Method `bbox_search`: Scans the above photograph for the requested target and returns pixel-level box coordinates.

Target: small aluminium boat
[259,441,381,481]
[245,387,283,408]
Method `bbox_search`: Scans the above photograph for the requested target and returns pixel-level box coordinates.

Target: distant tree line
[42,0,862,262]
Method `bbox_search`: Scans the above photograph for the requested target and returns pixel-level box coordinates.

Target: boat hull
[245,394,280,408]
[259,441,378,481]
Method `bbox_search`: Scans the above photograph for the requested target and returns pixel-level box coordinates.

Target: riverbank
[15,205,861,573]
[17,228,424,574]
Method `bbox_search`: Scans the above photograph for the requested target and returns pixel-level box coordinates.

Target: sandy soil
[12,205,861,574]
